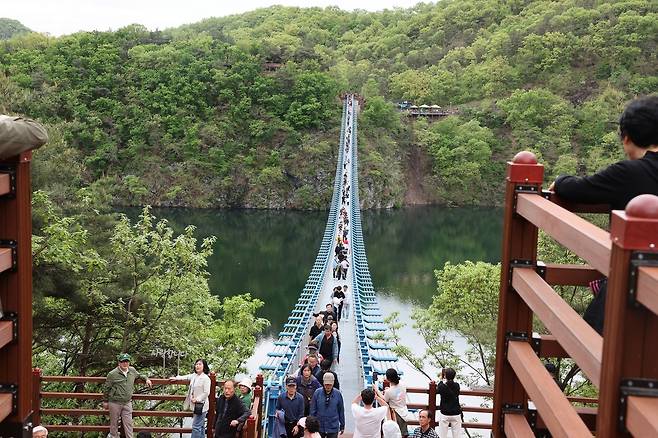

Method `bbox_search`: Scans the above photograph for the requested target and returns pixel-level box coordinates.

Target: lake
[139,205,503,380]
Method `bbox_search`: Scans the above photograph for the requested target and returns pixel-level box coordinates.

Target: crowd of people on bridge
[270,365,463,438]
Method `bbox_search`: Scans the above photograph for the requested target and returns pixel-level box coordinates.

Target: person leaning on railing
[103,353,153,438]
[548,95,658,333]
[170,359,211,438]
[0,114,48,159]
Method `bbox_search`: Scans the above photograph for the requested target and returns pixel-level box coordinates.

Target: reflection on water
[129,206,502,336]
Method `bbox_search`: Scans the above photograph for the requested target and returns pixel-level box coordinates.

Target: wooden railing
[33,371,264,438]
[0,152,34,436]
[384,380,597,432]
[492,151,658,437]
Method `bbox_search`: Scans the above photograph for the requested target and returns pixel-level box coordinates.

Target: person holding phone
[436,368,461,438]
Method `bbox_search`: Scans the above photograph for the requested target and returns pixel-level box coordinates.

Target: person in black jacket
[436,368,461,438]
[214,380,250,438]
[549,95,658,333]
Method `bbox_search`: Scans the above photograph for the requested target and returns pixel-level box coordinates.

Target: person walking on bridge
[313,325,339,365]
[296,364,322,416]
[310,373,345,438]
[351,387,390,438]
[277,377,305,438]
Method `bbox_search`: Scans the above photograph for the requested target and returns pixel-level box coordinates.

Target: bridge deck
[261,95,400,436]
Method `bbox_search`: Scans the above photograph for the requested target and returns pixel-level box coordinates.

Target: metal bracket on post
[513,184,541,210]
[0,166,17,198]
[509,259,535,286]
[0,312,18,342]
[501,403,525,433]
[0,240,18,271]
[527,408,538,430]
[619,378,658,432]
[0,383,18,414]
[505,331,529,356]
[628,252,658,307]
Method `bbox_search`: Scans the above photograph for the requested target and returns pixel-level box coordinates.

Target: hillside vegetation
[1,0,657,208]
[0,18,31,40]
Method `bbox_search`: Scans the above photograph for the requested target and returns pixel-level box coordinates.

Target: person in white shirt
[383,368,413,437]
[351,387,391,438]
[170,359,212,438]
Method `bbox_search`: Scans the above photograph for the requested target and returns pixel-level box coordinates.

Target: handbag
[194,401,204,415]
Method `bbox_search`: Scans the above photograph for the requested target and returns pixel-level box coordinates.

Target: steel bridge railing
[259,98,349,434]
[346,99,399,386]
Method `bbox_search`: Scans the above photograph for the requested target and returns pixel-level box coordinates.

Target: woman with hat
[237,377,253,408]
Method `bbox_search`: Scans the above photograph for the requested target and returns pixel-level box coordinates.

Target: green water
[138,206,503,335]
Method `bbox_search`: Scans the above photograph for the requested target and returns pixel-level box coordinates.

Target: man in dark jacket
[549,95,658,333]
[276,377,305,438]
[214,380,250,438]
[310,373,344,438]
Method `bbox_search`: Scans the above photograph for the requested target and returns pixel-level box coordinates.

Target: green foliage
[0,18,31,39]
[385,261,500,387]
[2,0,657,208]
[416,116,498,205]
[32,195,269,377]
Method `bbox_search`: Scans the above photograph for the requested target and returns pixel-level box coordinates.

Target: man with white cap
[32,426,48,438]
[310,373,344,438]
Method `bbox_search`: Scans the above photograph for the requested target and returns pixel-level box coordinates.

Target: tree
[32,196,268,377]
[385,261,500,387]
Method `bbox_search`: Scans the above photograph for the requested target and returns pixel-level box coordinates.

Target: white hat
[33,426,48,435]
[238,377,252,388]
[382,420,401,438]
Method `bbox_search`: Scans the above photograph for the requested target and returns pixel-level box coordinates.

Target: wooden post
[492,151,543,437]
[428,380,437,428]
[597,195,658,437]
[207,372,217,438]
[255,375,264,438]
[244,415,256,438]
[0,152,34,436]
[31,368,42,427]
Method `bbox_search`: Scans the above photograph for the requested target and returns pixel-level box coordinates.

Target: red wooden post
[207,372,217,438]
[244,415,256,438]
[428,381,437,428]
[254,375,264,438]
[492,151,543,437]
[596,195,658,437]
[31,368,42,427]
[0,152,34,436]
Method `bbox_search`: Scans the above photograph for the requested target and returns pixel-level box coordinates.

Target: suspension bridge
[1,95,658,438]
[259,94,400,434]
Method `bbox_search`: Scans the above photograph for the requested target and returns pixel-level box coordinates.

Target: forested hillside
[0,18,31,40]
[1,0,656,208]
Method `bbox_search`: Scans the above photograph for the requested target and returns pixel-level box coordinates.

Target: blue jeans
[192,411,207,438]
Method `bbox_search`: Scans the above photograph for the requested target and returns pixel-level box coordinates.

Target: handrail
[493,151,658,438]
[34,370,228,436]
[637,266,658,315]
[512,268,602,386]
[516,193,611,275]
[507,341,592,437]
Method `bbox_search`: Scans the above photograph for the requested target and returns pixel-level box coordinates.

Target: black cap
[286,377,297,386]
